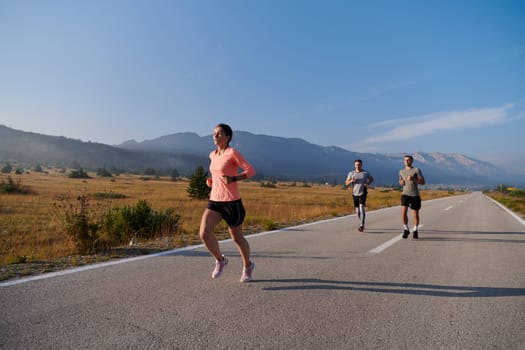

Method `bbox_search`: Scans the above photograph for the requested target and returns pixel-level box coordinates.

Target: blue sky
[1,0,524,174]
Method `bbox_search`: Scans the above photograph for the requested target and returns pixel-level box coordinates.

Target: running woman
[199,123,256,282]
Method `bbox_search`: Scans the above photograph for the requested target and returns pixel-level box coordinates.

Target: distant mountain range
[1,125,521,188]
[0,125,208,174]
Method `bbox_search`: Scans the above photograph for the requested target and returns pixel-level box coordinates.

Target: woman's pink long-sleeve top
[208,147,256,202]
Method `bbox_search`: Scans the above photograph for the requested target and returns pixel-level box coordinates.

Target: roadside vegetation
[1,170,462,280]
[485,185,525,219]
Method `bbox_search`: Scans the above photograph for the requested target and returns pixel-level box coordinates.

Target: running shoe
[402,229,410,239]
[412,230,419,239]
[240,261,255,283]
[211,256,228,279]
[358,226,364,232]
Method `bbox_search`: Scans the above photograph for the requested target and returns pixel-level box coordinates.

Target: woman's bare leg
[228,225,250,267]
[199,209,224,261]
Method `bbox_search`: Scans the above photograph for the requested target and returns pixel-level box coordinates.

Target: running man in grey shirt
[346,159,374,232]
[399,154,426,239]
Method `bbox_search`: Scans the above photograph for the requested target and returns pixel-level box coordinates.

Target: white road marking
[369,235,403,254]
[444,206,454,211]
[0,216,351,288]
[0,244,205,288]
[369,224,425,254]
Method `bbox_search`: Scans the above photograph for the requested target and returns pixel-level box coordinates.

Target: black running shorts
[207,199,246,227]
[352,193,368,207]
[401,195,422,210]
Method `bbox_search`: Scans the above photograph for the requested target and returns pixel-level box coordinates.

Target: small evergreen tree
[186,166,211,199]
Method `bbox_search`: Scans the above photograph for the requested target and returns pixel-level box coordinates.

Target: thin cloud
[357,104,513,146]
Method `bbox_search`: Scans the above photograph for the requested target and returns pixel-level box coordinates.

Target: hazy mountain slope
[0,125,207,174]
[1,124,519,187]
[118,131,515,186]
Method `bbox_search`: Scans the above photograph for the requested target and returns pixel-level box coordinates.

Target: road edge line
[484,194,525,227]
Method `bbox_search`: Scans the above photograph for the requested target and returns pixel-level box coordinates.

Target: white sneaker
[211,256,228,279]
[240,261,255,283]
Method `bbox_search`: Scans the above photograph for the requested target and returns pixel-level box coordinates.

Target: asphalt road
[1,192,524,349]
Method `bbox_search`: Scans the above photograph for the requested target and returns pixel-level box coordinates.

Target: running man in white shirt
[345,159,374,232]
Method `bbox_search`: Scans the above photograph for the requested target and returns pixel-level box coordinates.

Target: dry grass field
[1,171,459,280]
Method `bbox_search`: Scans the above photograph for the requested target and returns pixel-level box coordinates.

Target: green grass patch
[90,191,127,199]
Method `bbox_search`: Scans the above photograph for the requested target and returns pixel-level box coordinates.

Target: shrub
[102,200,181,244]
[69,168,91,179]
[149,208,180,238]
[60,194,100,254]
[101,206,132,244]
[0,176,33,194]
[56,194,181,252]
[91,191,127,199]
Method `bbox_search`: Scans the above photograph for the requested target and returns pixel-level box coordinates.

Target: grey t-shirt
[399,167,423,196]
[346,170,372,196]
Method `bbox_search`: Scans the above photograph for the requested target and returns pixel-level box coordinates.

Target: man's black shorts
[401,195,422,210]
[207,199,246,227]
[352,193,368,207]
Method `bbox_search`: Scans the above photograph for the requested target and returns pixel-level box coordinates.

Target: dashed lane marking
[369,224,425,254]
